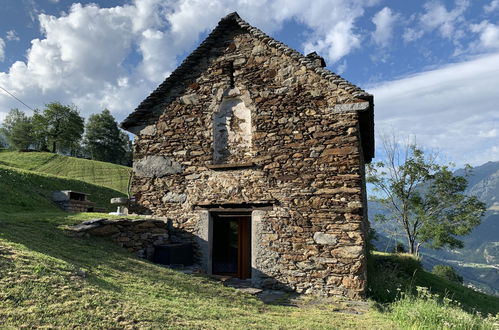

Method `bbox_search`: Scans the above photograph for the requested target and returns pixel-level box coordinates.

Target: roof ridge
[121,12,371,130]
[230,13,370,98]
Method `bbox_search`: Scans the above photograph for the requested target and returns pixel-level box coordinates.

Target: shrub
[384,286,498,329]
[432,265,463,284]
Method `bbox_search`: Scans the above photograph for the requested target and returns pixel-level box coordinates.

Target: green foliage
[0,108,35,150]
[395,242,406,253]
[432,265,464,283]
[368,251,499,315]
[367,137,486,255]
[33,102,84,154]
[83,109,131,166]
[0,151,131,193]
[380,286,498,329]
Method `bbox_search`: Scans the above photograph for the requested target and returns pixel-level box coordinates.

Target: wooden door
[237,216,251,279]
[212,214,251,279]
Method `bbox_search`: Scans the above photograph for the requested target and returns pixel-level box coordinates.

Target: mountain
[369,161,499,296]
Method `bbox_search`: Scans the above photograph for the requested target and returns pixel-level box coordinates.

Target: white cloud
[369,52,499,167]
[0,0,380,124]
[403,28,424,42]
[420,0,470,39]
[0,38,4,62]
[372,7,398,47]
[470,21,499,50]
[6,30,20,42]
[484,0,499,13]
[0,1,175,119]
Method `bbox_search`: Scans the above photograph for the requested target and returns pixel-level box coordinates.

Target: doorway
[212,213,251,279]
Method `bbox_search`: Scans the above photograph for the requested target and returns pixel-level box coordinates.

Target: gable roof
[121,12,374,161]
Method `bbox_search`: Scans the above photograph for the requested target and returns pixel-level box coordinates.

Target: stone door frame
[196,209,264,285]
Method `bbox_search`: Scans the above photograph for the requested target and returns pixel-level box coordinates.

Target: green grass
[368,251,499,328]
[0,151,497,328]
[0,212,393,329]
[0,151,131,193]
[0,165,125,213]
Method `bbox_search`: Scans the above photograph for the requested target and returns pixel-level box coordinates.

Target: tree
[35,102,84,154]
[0,108,35,150]
[83,109,131,165]
[432,265,463,283]
[366,136,486,255]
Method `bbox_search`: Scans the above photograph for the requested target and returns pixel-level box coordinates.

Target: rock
[133,156,182,178]
[140,125,156,136]
[162,192,187,203]
[111,197,129,205]
[313,232,338,245]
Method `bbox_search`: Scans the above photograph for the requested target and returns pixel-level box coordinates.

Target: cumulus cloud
[484,0,499,13]
[403,28,424,42]
[0,38,4,62]
[369,52,499,166]
[470,21,499,50]
[372,7,398,47]
[0,0,379,123]
[6,30,20,42]
[0,1,177,119]
[420,0,470,39]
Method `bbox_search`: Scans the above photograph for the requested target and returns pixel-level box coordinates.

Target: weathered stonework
[121,13,374,299]
[66,218,169,259]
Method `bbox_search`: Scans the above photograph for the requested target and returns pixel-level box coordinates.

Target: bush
[432,265,463,283]
[395,242,406,253]
[383,286,498,329]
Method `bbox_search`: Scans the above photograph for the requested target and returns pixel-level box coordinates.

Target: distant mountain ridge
[369,160,499,296]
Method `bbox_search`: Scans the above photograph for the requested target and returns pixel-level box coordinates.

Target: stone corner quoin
[121,12,374,299]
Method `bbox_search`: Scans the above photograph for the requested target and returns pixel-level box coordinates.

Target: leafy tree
[0,131,7,148]
[83,109,131,165]
[1,108,25,133]
[432,265,463,283]
[0,108,35,150]
[35,102,84,154]
[367,136,486,255]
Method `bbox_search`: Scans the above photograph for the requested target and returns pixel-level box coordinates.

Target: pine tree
[84,109,131,165]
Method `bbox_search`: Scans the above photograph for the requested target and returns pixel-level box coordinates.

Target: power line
[0,85,34,111]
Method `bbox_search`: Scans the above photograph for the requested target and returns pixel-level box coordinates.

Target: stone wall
[129,27,370,298]
[66,218,169,259]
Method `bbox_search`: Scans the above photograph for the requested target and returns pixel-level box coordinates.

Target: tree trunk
[52,140,57,153]
[407,236,416,255]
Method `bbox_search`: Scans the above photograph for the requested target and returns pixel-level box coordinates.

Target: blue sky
[0,0,498,166]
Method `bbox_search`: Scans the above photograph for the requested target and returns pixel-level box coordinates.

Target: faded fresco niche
[213,87,252,164]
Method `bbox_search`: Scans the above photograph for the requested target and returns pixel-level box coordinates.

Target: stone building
[121,12,374,298]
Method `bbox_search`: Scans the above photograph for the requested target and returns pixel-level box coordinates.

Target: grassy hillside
[0,212,394,329]
[0,165,125,213]
[0,151,497,328]
[0,212,497,328]
[0,151,131,193]
[368,252,499,315]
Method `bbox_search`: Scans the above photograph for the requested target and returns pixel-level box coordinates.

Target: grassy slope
[0,165,125,212]
[368,252,499,315]
[0,151,497,328]
[0,212,392,329]
[0,151,131,193]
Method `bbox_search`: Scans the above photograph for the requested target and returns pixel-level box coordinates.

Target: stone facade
[66,218,169,259]
[121,13,374,298]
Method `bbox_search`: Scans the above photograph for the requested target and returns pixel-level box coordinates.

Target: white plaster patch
[213,96,252,163]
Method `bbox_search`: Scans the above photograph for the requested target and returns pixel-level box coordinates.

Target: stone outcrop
[66,218,169,259]
[121,13,374,299]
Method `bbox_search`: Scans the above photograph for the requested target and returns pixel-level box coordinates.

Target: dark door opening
[212,213,251,279]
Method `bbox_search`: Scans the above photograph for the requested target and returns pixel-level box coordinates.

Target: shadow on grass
[0,211,264,309]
